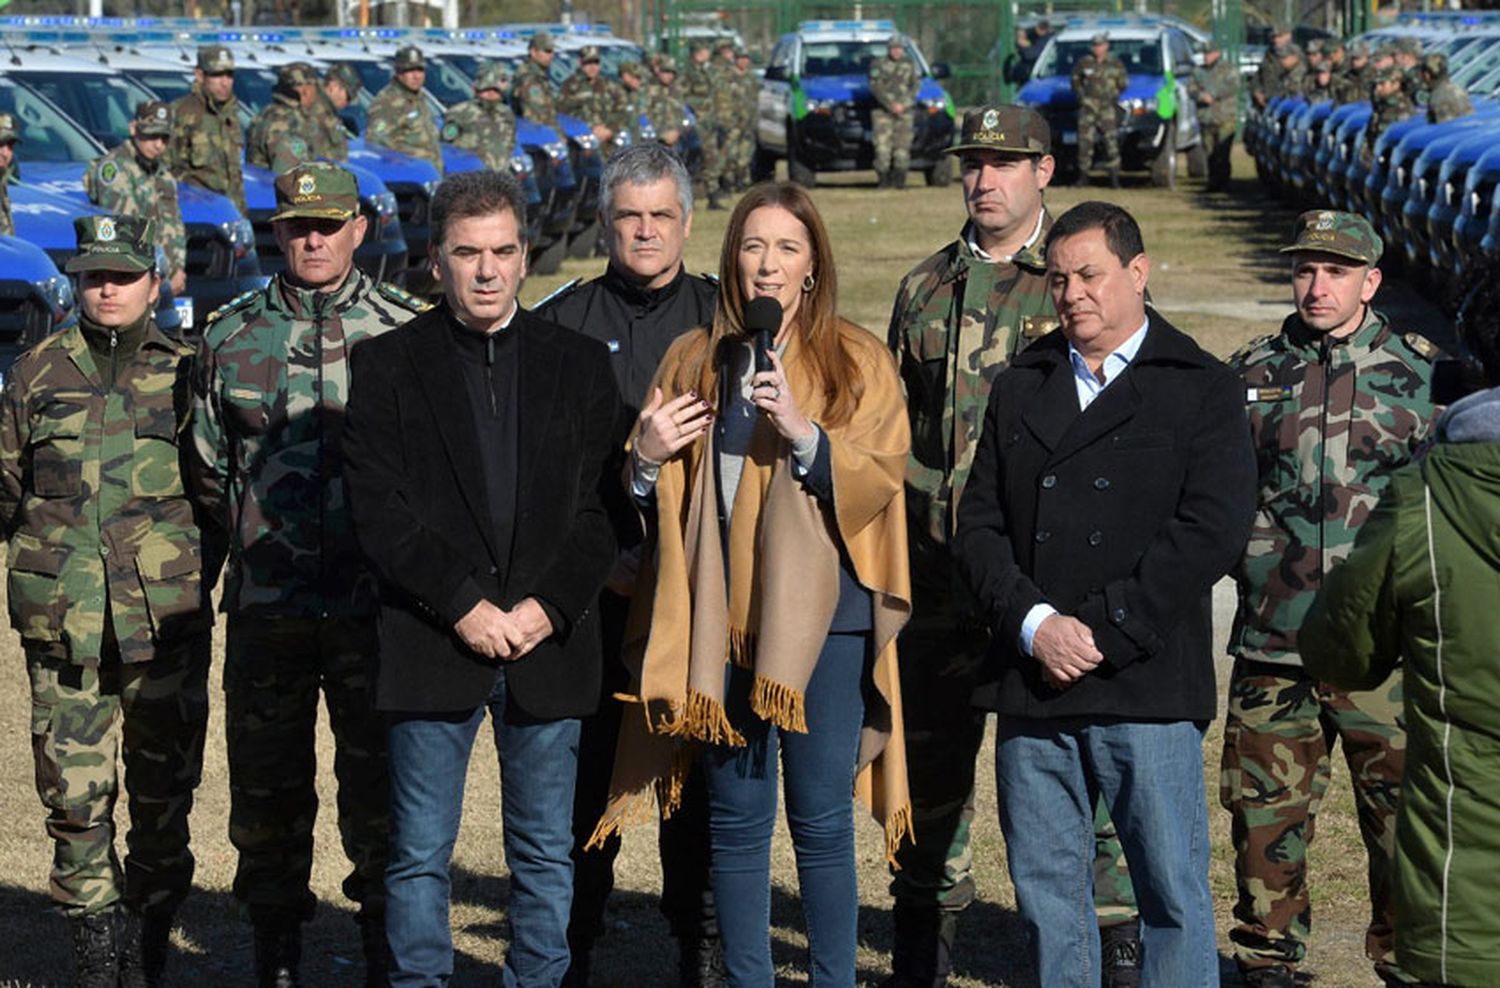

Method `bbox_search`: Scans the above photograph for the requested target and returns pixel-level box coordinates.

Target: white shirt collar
[966,207,1047,264]
[1067,315,1150,409]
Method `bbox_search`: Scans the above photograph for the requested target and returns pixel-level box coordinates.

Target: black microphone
[745,296,782,375]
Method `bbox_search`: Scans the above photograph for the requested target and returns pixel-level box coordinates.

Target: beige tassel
[668,687,745,746]
[727,627,756,669]
[749,675,809,734]
[883,801,915,867]
[657,743,699,820]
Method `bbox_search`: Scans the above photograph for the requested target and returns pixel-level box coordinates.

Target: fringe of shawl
[749,675,809,734]
[665,686,745,747]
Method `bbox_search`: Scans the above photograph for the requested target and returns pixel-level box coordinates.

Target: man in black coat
[535,143,722,987]
[343,170,621,987]
[955,201,1255,987]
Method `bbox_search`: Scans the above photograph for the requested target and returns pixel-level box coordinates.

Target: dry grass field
[0,149,1447,986]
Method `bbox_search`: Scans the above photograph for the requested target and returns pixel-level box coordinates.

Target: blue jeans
[704,633,869,988]
[995,717,1217,988]
[385,669,581,988]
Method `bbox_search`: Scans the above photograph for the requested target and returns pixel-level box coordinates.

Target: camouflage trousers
[890,622,1137,922]
[27,634,210,918]
[1220,658,1405,973]
[721,125,752,188]
[225,615,389,924]
[1076,104,1121,172]
[1203,120,1236,191]
[697,117,725,189]
[871,109,916,174]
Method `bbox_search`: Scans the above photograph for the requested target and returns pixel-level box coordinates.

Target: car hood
[347,138,445,184]
[799,73,946,104]
[1019,73,1173,110]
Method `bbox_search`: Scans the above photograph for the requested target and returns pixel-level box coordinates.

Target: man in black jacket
[535,143,722,986]
[955,201,1255,987]
[343,170,621,987]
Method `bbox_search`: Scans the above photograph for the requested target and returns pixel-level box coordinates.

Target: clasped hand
[1031,614,1103,689]
[454,597,553,662]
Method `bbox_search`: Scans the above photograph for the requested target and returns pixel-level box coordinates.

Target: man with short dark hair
[1191,39,1239,193]
[309,64,361,161]
[343,169,621,988]
[868,34,921,189]
[1071,33,1127,187]
[956,200,1256,987]
[367,46,442,172]
[513,31,561,127]
[535,142,721,987]
[441,61,517,172]
[191,162,431,988]
[247,62,319,175]
[168,45,245,214]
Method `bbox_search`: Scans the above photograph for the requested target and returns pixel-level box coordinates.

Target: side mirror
[929,62,951,80]
[764,64,787,81]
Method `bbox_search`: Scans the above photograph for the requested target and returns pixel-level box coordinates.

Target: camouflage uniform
[1274,59,1308,101]
[1253,47,1289,108]
[0,112,16,237]
[189,165,432,928]
[512,55,560,127]
[645,65,688,150]
[367,80,442,173]
[1223,211,1440,980]
[308,65,361,162]
[710,57,743,191]
[169,82,246,215]
[613,67,652,145]
[559,59,621,153]
[84,104,188,288]
[868,48,921,181]
[2,215,212,923]
[729,57,759,188]
[1191,53,1239,192]
[1426,73,1472,124]
[886,112,1138,969]
[682,52,725,191]
[1364,79,1415,160]
[246,71,316,175]
[442,84,517,173]
[1071,48,1128,174]
[1332,64,1368,105]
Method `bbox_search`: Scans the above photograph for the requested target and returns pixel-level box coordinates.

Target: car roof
[0,48,119,73]
[1052,25,1168,43]
[57,44,194,71]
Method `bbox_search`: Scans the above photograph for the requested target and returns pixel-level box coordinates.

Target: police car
[755,19,956,187]
[1018,19,1204,185]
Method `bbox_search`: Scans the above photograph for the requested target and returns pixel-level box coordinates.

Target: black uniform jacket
[955,312,1256,722]
[343,305,622,717]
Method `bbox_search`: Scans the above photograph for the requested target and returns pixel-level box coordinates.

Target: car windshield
[0,78,105,163]
[345,59,393,97]
[7,70,158,150]
[1034,38,1162,78]
[232,67,281,115]
[121,68,194,104]
[1454,40,1500,86]
[596,43,645,79]
[798,40,926,77]
[420,56,476,106]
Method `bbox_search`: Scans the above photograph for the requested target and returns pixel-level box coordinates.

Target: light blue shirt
[1019,317,1151,656]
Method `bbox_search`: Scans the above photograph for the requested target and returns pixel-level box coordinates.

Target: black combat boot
[875,170,889,189]
[893,168,909,190]
[1099,918,1141,988]
[708,191,726,211]
[1239,964,1298,988]
[359,915,391,988]
[70,909,120,988]
[253,921,302,988]
[1109,165,1122,189]
[882,905,957,988]
[116,908,148,988]
[677,934,728,988]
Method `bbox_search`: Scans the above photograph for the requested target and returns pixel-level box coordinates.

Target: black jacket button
[1093,477,1110,491]
[1035,530,1051,544]
[1111,607,1127,624]
[1041,474,1057,489]
[1087,531,1103,547]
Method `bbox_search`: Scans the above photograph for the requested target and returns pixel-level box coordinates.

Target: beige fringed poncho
[590,319,915,861]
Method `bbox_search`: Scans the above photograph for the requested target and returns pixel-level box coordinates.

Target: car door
[759,36,795,152]
[1167,30,1202,148]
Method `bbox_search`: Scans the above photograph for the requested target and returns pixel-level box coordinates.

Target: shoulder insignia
[441,121,460,141]
[203,289,263,328]
[533,277,582,310]
[99,160,120,186]
[1228,332,1277,366]
[1021,315,1058,340]
[1247,385,1296,403]
[376,281,434,313]
[1403,331,1439,360]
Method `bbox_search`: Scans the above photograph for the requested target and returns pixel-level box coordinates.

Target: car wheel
[1187,143,1208,179]
[751,144,777,182]
[530,236,568,276]
[925,155,955,188]
[567,218,600,259]
[1150,119,1177,189]
[787,123,816,187]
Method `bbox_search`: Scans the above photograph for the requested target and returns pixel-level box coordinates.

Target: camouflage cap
[278,62,317,87]
[1349,41,1371,58]
[1090,32,1109,44]
[619,60,644,77]
[689,36,712,52]
[1306,38,1324,55]
[1374,42,1398,60]
[394,45,425,71]
[1396,36,1422,56]
[1422,51,1448,76]
[947,104,1051,156]
[530,30,555,52]
[655,53,678,73]
[734,45,750,59]
[1326,38,1346,53]
[473,60,509,92]
[0,112,17,143]
[578,44,601,63]
[197,44,235,73]
[327,62,362,96]
[271,162,359,223]
[1374,63,1403,84]
[887,33,904,46]
[133,100,173,138]
[1272,22,1293,36]
[1280,209,1383,265]
[66,215,157,274]
[1273,41,1302,58]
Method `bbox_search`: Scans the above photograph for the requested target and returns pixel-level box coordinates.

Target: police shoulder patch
[376,281,434,313]
[203,289,263,329]
[99,160,120,186]
[1228,333,1277,368]
[1402,331,1440,361]
[441,122,461,141]
[532,277,581,310]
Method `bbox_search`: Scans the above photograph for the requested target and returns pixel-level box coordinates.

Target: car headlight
[511,152,533,175]
[221,217,256,259]
[370,190,398,225]
[1120,96,1157,117]
[921,95,950,115]
[1395,166,1407,187]
[806,97,839,115]
[544,140,568,163]
[422,178,440,197]
[573,132,599,151]
[41,272,73,324]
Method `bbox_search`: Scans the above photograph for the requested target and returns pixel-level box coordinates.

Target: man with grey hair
[344,169,622,987]
[536,142,723,987]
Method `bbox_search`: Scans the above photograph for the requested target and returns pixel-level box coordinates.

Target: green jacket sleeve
[1300,468,1409,690]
